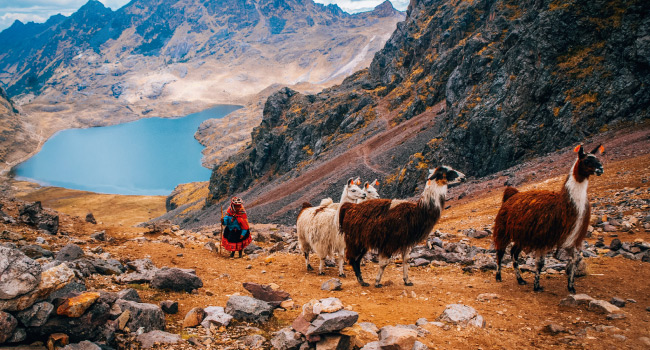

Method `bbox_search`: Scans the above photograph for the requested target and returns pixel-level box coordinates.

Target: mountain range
[172,0,649,226]
[0,0,404,170]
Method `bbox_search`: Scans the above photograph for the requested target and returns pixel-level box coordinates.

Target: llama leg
[374,254,390,288]
[304,252,313,271]
[352,254,369,287]
[511,245,527,285]
[337,255,346,278]
[402,247,413,286]
[566,247,579,294]
[318,258,325,275]
[533,255,545,292]
[495,249,505,282]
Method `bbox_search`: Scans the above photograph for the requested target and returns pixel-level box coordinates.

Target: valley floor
[4,130,650,349]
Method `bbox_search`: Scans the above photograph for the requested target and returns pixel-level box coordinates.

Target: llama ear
[574,144,586,158]
[364,182,369,189]
[374,179,379,186]
[347,178,354,186]
[590,144,604,154]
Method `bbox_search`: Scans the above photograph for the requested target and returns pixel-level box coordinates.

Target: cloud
[314,0,409,13]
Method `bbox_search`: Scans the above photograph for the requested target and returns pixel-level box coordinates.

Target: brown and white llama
[297,178,366,276]
[339,166,465,287]
[493,144,604,293]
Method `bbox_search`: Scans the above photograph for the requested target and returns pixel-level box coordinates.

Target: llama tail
[319,198,334,206]
[502,187,519,202]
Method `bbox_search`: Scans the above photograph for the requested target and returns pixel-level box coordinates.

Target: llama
[493,144,604,293]
[297,178,366,276]
[339,166,465,287]
[361,180,380,202]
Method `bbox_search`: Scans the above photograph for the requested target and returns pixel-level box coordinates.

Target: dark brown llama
[339,166,465,287]
[493,144,604,293]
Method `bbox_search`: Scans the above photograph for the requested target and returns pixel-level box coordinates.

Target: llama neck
[340,187,352,204]
[562,159,589,248]
[419,182,447,212]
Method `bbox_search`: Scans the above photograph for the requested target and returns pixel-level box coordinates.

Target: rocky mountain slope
[193,0,649,226]
[0,88,39,175]
[0,0,403,167]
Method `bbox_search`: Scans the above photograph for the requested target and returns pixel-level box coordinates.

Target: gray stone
[243,282,291,306]
[91,259,124,275]
[437,304,484,328]
[0,231,24,241]
[378,325,417,350]
[361,342,380,350]
[588,300,621,314]
[15,301,54,327]
[19,245,53,259]
[55,244,84,262]
[47,281,86,303]
[19,202,58,235]
[226,295,274,323]
[160,300,178,314]
[201,306,233,328]
[609,238,622,251]
[610,297,626,308]
[306,310,359,335]
[271,327,303,350]
[316,334,350,350]
[476,293,499,302]
[603,224,617,232]
[544,323,565,335]
[321,278,342,291]
[117,288,141,302]
[559,294,594,307]
[116,259,158,284]
[606,313,627,320]
[151,267,203,293]
[90,231,105,241]
[412,258,430,267]
[115,300,165,333]
[85,213,97,225]
[7,327,26,343]
[412,341,429,350]
[0,311,18,343]
[137,330,182,349]
[0,246,42,300]
[62,341,101,350]
[415,318,428,326]
[240,334,266,348]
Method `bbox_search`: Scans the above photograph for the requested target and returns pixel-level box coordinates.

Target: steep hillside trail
[245,100,446,215]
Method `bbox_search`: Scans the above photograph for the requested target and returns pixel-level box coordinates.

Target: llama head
[363,179,380,200]
[341,177,366,203]
[427,166,466,187]
[574,144,604,178]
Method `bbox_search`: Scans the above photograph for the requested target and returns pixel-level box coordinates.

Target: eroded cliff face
[204,0,649,224]
[0,88,38,174]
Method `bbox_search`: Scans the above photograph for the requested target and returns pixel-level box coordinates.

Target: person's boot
[238,251,243,258]
[230,251,235,258]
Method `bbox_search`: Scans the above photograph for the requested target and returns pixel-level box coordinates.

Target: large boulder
[19,202,59,235]
[115,300,165,333]
[57,292,101,318]
[150,267,202,293]
[116,259,158,284]
[306,310,359,336]
[0,311,18,343]
[182,307,206,328]
[0,246,42,300]
[201,306,233,328]
[225,295,274,323]
[243,282,290,307]
[0,263,75,312]
[341,322,379,349]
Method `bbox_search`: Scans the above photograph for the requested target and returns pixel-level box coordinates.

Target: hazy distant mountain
[0,0,403,155]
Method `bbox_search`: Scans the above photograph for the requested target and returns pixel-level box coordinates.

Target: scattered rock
[317,334,351,350]
[321,279,343,291]
[476,293,499,302]
[90,231,105,241]
[0,263,75,312]
[307,310,359,335]
[610,297,626,308]
[151,267,202,293]
[0,246,42,300]
[183,307,206,328]
[201,306,233,328]
[137,330,182,349]
[588,300,621,314]
[271,327,303,350]
[19,202,58,235]
[62,341,101,350]
[7,327,26,343]
[55,244,84,262]
[437,304,485,328]
[377,325,417,350]
[243,282,290,307]
[240,334,266,348]
[160,300,178,314]
[225,295,274,323]
[20,244,54,259]
[544,323,565,335]
[341,322,379,349]
[116,310,130,330]
[85,213,97,225]
[559,294,595,307]
[116,288,140,302]
[16,301,54,327]
[316,297,343,313]
[56,292,100,317]
[361,341,380,350]
[115,300,165,333]
[0,311,18,343]
[116,259,158,284]
[606,313,627,320]
[412,341,429,350]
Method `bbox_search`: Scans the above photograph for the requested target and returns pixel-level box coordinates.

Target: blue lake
[14,105,242,195]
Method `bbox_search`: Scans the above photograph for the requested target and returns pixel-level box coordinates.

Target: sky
[0,0,409,31]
